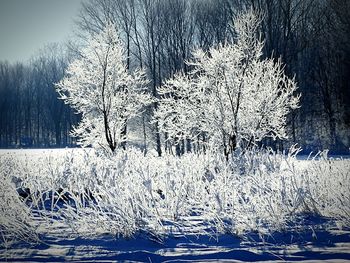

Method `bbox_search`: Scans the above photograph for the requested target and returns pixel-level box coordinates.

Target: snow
[1,227,350,261]
[1,148,350,261]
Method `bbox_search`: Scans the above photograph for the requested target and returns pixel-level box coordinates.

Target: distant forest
[0,0,349,153]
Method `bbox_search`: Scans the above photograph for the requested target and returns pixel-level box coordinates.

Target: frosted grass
[0,147,349,247]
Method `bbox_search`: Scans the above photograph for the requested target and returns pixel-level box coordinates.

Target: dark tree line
[248,0,350,153]
[0,44,79,148]
[0,0,349,153]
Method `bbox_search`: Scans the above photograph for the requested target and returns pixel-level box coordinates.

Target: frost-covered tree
[56,24,151,152]
[156,11,300,158]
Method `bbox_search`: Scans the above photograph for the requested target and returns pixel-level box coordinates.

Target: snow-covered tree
[56,24,151,152]
[156,11,300,157]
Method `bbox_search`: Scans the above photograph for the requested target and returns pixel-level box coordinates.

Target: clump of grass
[0,157,38,248]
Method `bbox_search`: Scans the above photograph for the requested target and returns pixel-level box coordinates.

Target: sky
[0,0,84,63]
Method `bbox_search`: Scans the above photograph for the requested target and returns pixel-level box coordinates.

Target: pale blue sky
[0,0,84,63]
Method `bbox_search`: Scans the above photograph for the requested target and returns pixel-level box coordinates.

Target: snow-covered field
[1,148,350,262]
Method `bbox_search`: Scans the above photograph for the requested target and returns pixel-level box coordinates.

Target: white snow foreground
[0,148,350,261]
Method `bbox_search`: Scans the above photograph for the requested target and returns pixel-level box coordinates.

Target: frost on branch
[156,11,300,157]
[56,24,151,152]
